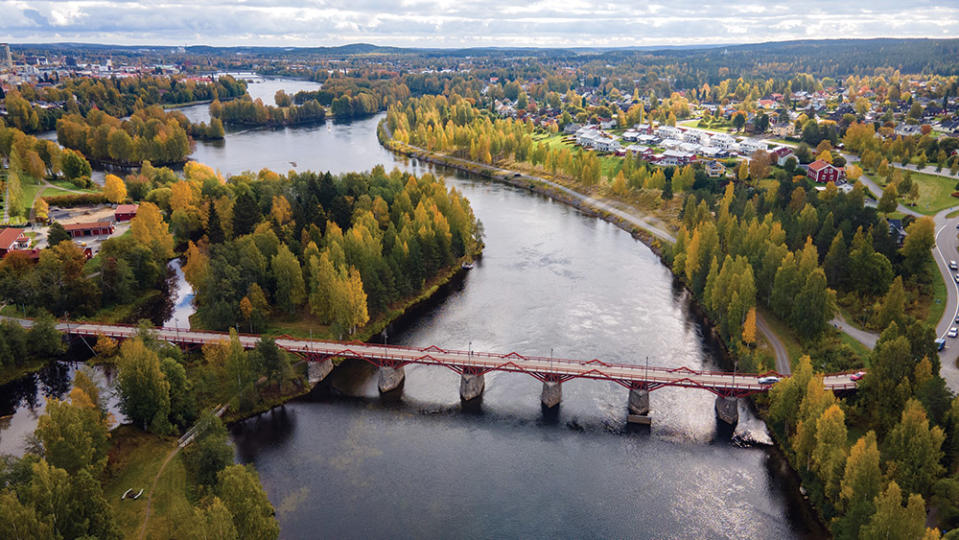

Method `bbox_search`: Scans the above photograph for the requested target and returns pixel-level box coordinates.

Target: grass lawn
[20,179,44,211]
[839,332,872,359]
[947,208,959,219]
[41,186,82,198]
[49,179,100,193]
[102,426,194,539]
[925,260,949,327]
[895,169,959,215]
[678,119,735,133]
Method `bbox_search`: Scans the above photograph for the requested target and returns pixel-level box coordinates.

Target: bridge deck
[59,322,860,396]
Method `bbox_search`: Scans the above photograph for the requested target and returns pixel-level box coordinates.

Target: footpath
[380,124,794,374]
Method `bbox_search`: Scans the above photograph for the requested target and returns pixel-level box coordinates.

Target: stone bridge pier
[378,365,406,393]
[307,357,334,385]
[541,378,562,409]
[460,370,485,401]
[627,383,651,424]
[715,396,739,426]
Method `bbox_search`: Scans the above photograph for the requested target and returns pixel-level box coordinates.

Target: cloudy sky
[1,0,957,48]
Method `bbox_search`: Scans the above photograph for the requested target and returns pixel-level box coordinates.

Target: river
[174,80,821,538]
[7,78,824,538]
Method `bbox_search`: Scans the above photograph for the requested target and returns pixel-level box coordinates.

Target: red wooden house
[0,228,29,257]
[114,204,139,222]
[63,222,114,238]
[806,160,846,183]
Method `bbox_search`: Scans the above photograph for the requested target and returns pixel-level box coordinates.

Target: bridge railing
[57,320,863,389]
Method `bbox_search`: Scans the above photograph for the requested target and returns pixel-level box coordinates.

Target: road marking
[934,221,959,340]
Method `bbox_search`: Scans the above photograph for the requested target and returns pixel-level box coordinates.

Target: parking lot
[32,204,131,252]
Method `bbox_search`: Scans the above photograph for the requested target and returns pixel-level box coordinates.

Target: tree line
[171,165,481,335]
[209,95,326,127]
[56,105,194,166]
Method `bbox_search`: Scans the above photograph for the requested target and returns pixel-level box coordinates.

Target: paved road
[756,312,791,375]
[832,314,879,349]
[931,208,959,391]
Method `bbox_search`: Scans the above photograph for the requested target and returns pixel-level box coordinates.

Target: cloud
[0,0,956,47]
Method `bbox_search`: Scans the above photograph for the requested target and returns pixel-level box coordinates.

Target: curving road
[846,153,959,391]
[756,312,791,375]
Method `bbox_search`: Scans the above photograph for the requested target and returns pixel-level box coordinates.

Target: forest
[56,106,194,166]
[2,75,246,134]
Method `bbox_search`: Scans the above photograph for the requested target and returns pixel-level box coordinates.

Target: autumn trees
[56,105,192,165]
[183,167,480,335]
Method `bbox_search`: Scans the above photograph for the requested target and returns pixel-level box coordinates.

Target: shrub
[42,192,108,207]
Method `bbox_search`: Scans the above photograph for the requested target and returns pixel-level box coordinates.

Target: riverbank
[377,122,838,531]
[378,123,675,255]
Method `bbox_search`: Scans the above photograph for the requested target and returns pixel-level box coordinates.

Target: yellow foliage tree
[182,240,209,288]
[737,161,749,182]
[170,181,196,212]
[184,161,223,184]
[816,150,833,164]
[131,201,174,259]
[846,164,863,181]
[742,307,757,345]
[93,334,118,358]
[34,197,49,222]
[611,170,628,196]
[104,174,127,204]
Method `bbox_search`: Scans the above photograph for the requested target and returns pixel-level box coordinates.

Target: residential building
[705,161,727,178]
[806,160,846,183]
[709,133,736,149]
[63,221,115,237]
[115,204,139,222]
[771,146,796,166]
[0,227,28,256]
[738,138,767,154]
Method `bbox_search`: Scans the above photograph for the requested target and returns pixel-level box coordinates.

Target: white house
[592,136,621,153]
[709,133,736,149]
[656,126,682,139]
[738,138,767,154]
[661,138,683,149]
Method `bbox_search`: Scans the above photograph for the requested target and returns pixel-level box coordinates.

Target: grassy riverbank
[102,427,191,539]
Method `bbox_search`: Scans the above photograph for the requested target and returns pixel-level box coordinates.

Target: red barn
[115,204,139,222]
[63,222,114,238]
[806,160,846,183]
[0,228,29,257]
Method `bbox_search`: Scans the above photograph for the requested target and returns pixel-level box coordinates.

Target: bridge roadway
[61,321,859,397]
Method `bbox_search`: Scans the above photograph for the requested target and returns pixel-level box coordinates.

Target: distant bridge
[58,321,861,425]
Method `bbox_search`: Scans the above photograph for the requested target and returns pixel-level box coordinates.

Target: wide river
[6,77,823,538]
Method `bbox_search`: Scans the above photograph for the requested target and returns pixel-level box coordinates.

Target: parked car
[949,327,958,338]
[758,376,780,385]
[951,260,958,270]
[936,338,947,351]
[850,371,866,381]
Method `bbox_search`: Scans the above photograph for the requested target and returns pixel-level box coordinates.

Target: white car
[758,376,781,385]
[949,328,959,338]
[951,260,958,270]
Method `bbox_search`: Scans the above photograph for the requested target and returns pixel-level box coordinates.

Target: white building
[738,138,767,154]
[709,133,736,149]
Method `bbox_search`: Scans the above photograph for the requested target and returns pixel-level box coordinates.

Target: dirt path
[136,445,181,540]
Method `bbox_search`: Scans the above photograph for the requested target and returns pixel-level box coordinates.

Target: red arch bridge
[59,321,861,425]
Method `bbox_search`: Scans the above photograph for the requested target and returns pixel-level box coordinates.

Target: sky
[1,0,958,48]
